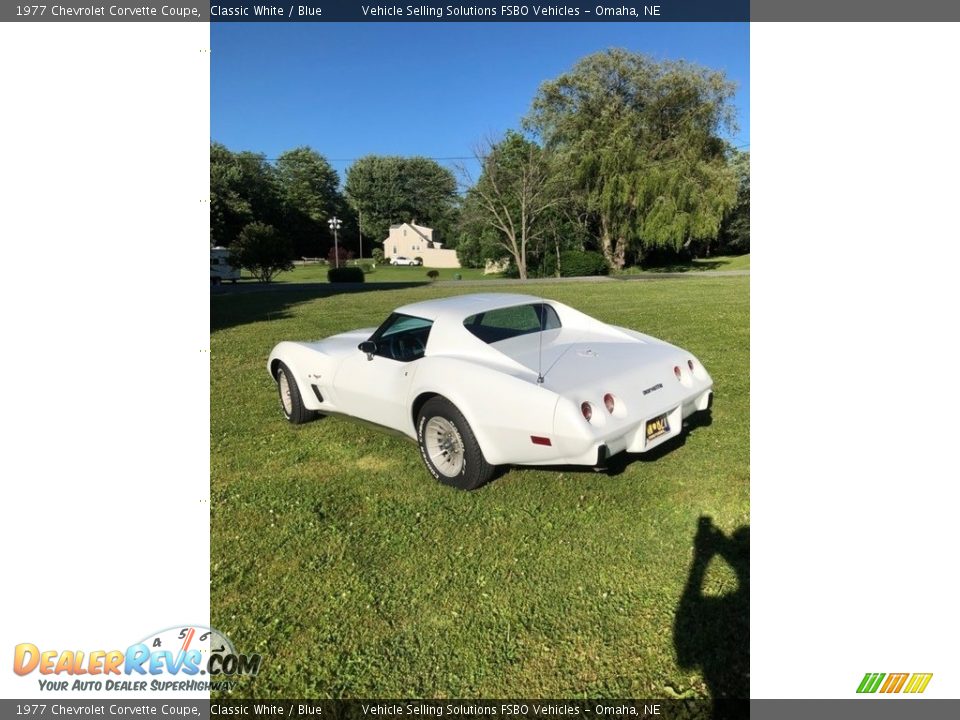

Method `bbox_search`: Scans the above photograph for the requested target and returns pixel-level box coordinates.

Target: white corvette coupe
[268,293,713,490]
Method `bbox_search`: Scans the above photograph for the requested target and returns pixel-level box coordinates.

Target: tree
[459,132,563,280]
[209,143,284,248]
[453,225,501,269]
[716,149,750,255]
[345,156,459,246]
[344,156,403,244]
[275,147,343,258]
[210,143,251,247]
[526,49,739,268]
[230,222,294,283]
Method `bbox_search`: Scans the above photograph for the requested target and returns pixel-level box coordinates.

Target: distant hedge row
[544,250,609,277]
[328,267,365,283]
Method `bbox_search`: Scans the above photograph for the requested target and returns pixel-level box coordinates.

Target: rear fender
[409,357,560,466]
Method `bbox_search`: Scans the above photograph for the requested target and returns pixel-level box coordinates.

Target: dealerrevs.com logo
[13,625,261,693]
[857,672,933,694]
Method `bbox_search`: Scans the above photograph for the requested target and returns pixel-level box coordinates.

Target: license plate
[645,413,670,442]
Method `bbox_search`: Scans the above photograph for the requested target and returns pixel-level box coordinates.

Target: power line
[252,143,749,165]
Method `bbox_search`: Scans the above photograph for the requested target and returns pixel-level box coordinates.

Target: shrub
[427,270,440,281]
[501,263,521,279]
[453,273,462,281]
[327,266,365,283]
[231,222,294,283]
[371,248,384,264]
[327,246,355,266]
[555,250,609,277]
[414,256,424,265]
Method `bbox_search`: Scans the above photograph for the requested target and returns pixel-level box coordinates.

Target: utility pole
[328,216,342,268]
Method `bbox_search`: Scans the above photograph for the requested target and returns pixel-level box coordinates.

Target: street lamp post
[328,216,343,268]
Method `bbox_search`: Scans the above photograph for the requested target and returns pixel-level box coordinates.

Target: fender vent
[311,385,324,403]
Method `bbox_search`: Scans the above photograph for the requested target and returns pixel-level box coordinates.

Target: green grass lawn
[210,277,749,699]
[268,263,493,284]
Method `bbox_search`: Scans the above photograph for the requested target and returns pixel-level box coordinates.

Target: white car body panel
[268,293,713,468]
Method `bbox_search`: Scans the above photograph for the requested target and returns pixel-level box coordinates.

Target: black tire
[275,362,318,424]
[417,397,496,491]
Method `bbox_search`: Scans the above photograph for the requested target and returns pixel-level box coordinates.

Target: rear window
[463,303,561,344]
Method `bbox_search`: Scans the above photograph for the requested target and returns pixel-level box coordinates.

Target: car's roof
[394,293,547,321]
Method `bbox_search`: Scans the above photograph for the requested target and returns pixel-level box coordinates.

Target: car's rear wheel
[275,362,318,424]
[417,397,495,491]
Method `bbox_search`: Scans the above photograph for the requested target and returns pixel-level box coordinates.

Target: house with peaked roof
[384,222,461,268]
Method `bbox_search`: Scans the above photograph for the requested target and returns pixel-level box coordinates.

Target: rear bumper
[562,387,713,467]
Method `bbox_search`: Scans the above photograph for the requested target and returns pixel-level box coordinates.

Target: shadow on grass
[607,410,713,475]
[210,282,428,332]
[674,517,750,719]
[641,259,726,273]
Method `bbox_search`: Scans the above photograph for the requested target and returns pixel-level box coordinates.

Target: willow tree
[526,49,739,268]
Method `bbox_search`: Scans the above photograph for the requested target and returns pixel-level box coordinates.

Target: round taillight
[674,366,682,380]
[581,402,593,421]
[603,393,615,413]
[688,359,695,371]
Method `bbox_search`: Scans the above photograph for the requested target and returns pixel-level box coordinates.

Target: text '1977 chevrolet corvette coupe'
[268,293,713,490]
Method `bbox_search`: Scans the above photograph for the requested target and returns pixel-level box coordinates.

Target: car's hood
[298,328,376,358]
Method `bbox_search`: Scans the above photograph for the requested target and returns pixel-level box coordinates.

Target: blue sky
[211,23,749,180]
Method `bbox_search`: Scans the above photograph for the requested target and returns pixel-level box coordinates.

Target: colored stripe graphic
[903,673,933,694]
[857,673,885,693]
[857,672,933,694]
[880,673,909,693]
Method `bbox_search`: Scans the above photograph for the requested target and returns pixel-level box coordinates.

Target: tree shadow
[642,260,726,273]
[210,282,428,332]
[674,517,750,719]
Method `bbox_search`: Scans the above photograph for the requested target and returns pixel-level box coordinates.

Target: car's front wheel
[275,362,318,424]
[417,397,496,491]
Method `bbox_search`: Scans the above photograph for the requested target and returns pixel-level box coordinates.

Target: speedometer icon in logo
[135,625,260,678]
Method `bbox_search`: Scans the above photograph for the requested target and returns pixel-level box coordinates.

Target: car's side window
[370,313,434,362]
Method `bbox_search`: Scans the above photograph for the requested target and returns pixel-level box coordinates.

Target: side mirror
[358,340,377,361]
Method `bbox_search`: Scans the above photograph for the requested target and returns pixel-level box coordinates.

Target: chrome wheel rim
[424,417,464,477]
[278,370,293,416]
